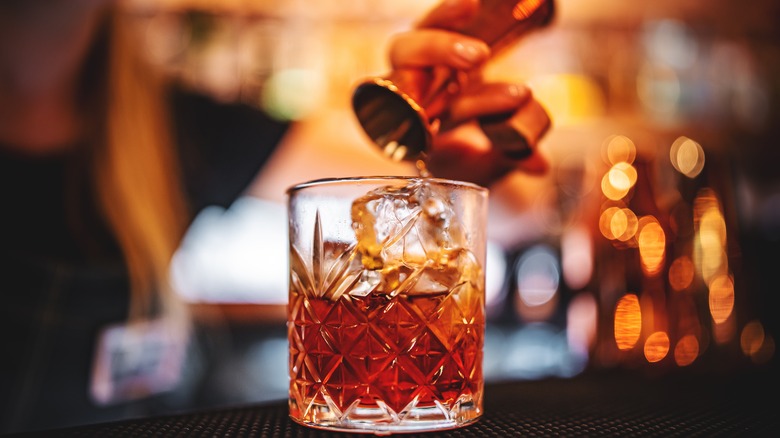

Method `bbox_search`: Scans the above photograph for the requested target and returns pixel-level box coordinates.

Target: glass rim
[286,176,488,195]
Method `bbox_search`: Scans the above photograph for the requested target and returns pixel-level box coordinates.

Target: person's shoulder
[167,83,292,210]
[168,83,291,153]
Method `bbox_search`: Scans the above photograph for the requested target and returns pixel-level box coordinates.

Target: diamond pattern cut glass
[286,177,488,433]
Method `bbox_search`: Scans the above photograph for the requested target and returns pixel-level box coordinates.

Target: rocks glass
[286,177,488,433]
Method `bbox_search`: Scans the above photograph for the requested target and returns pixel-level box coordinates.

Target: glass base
[289,398,482,435]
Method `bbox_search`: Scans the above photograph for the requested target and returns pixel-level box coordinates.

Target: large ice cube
[410,247,482,296]
[350,179,469,275]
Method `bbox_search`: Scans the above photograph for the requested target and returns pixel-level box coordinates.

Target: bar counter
[5,368,777,437]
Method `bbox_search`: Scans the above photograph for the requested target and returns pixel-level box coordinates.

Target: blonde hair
[91,7,189,321]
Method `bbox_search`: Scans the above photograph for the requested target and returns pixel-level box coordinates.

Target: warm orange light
[512,0,545,19]
[525,73,607,127]
[601,162,637,201]
[638,216,665,276]
[612,162,638,188]
[614,294,642,351]
[693,188,720,221]
[694,189,728,282]
[668,255,695,292]
[708,274,734,324]
[699,209,728,281]
[610,208,628,239]
[602,135,636,165]
[599,206,621,240]
[614,208,639,242]
[670,136,705,179]
[713,314,736,344]
[749,334,775,365]
[601,172,628,200]
[673,334,699,366]
[644,331,670,363]
[740,320,765,357]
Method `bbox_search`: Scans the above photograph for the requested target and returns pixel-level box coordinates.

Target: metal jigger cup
[352,0,556,162]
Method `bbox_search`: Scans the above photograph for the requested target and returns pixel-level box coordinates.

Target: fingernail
[506,84,533,104]
[454,41,488,65]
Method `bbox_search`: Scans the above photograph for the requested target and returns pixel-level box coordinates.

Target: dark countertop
[5,368,777,437]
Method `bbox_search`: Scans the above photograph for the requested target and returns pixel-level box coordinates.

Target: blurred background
[121,0,779,410]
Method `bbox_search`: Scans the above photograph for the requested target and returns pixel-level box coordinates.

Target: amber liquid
[288,286,484,431]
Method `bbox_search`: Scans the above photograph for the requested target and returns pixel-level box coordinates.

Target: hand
[387,0,551,187]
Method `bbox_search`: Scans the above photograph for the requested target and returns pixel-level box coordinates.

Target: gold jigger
[352,0,556,162]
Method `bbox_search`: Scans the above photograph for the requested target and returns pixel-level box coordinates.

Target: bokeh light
[670,136,705,178]
[528,73,607,127]
[599,205,621,240]
[599,204,641,243]
[713,314,736,345]
[486,241,509,315]
[614,208,639,242]
[644,331,670,363]
[561,225,593,290]
[601,162,638,201]
[567,292,598,358]
[515,245,560,307]
[637,61,681,119]
[614,294,642,351]
[694,189,728,283]
[740,320,765,357]
[610,162,638,190]
[260,68,324,121]
[637,216,666,276]
[602,135,637,165]
[514,245,560,322]
[746,332,775,366]
[708,274,735,324]
[643,19,699,70]
[668,255,695,292]
[673,334,699,366]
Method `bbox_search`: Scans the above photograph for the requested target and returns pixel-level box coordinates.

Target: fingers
[500,96,552,157]
[448,83,533,123]
[389,0,487,70]
[380,0,554,186]
[425,121,549,187]
[449,83,550,158]
[416,0,480,30]
[388,29,489,70]
[426,87,553,187]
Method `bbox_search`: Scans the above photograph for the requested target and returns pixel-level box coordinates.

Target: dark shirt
[0,87,290,434]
